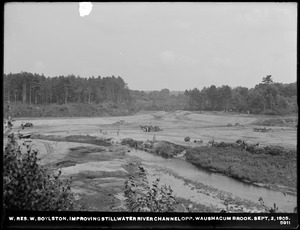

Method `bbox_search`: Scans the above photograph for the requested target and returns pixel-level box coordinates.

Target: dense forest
[3,72,297,116]
[3,72,130,105]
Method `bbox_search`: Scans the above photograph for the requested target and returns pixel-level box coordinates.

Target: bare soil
[11,110,297,212]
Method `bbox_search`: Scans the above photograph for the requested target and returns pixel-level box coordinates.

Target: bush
[258,197,279,213]
[263,146,284,156]
[184,136,191,142]
[3,135,74,211]
[124,166,176,212]
[154,142,175,158]
[121,138,142,148]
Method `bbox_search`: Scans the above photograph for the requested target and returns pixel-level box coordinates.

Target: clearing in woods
[11,110,297,212]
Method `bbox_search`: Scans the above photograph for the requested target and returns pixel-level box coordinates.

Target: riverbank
[120,138,297,196]
[13,130,294,213]
[29,137,227,212]
[185,146,297,196]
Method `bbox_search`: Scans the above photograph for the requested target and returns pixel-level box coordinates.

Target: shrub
[3,134,74,211]
[184,136,191,142]
[258,197,279,213]
[121,138,142,148]
[263,146,283,156]
[124,166,176,212]
[154,142,175,158]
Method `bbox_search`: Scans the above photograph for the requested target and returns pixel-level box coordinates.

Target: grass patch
[67,146,106,159]
[69,146,105,154]
[121,138,143,148]
[253,118,298,126]
[153,141,186,158]
[185,146,296,190]
[121,138,186,158]
[121,137,296,193]
[33,134,112,147]
[56,160,77,167]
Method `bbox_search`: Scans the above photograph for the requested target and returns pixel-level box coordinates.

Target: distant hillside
[4,102,135,118]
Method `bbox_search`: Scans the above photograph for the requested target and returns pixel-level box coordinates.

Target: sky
[4,2,297,91]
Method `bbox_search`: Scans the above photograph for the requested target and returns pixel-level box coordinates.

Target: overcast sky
[4,2,297,91]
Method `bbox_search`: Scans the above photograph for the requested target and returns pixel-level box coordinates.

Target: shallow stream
[127,149,297,212]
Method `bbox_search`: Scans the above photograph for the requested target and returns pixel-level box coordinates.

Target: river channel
[127,149,297,212]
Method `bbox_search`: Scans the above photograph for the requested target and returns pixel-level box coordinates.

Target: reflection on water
[127,149,297,212]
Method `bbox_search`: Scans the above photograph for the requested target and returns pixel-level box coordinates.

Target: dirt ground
[15,110,297,149]
[11,110,297,212]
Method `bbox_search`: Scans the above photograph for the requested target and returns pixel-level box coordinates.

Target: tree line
[183,75,297,114]
[3,72,297,115]
[3,72,130,105]
[129,88,187,111]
